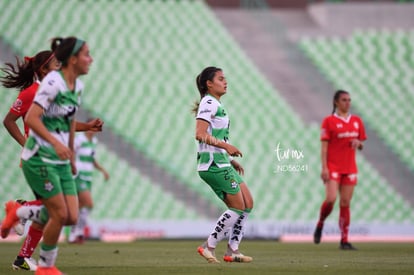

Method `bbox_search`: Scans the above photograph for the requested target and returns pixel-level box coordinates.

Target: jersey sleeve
[196,97,218,124]
[33,73,60,110]
[320,117,330,141]
[9,86,36,117]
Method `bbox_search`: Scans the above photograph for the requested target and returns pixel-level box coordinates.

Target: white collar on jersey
[333,112,352,123]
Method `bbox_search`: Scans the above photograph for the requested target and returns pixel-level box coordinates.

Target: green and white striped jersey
[196,94,231,171]
[21,70,82,164]
[75,133,97,181]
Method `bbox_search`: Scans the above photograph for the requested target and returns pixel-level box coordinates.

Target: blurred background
[0,0,413,242]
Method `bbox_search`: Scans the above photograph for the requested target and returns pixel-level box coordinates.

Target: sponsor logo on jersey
[199,109,211,114]
[337,131,359,138]
[207,99,212,104]
[336,123,343,128]
[45,104,77,119]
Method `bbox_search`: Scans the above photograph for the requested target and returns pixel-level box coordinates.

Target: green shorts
[198,164,243,201]
[21,155,77,199]
[75,176,92,193]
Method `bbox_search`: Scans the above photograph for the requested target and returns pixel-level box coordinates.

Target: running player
[1,50,102,271]
[193,67,253,263]
[68,129,109,244]
[1,36,93,275]
[313,90,367,250]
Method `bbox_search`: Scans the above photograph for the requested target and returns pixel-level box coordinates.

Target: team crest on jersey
[44,181,54,192]
[353,122,359,129]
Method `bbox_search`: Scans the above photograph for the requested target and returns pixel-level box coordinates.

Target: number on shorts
[39,166,48,177]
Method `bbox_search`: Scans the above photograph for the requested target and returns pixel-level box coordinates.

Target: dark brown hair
[192,66,222,115]
[0,50,54,91]
[332,90,349,114]
[51,36,84,67]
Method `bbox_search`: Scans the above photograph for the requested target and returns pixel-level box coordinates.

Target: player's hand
[231,160,244,175]
[53,142,72,160]
[350,139,363,150]
[70,156,77,175]
[321,167,330,183]
[87,118,104,132]
[224,144,243,157]
[103,170,110,181]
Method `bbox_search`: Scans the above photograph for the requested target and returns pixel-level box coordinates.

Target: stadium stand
[0,0,413,225]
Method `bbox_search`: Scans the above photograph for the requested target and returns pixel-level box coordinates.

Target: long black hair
[191,66,222,115]
[0,50,54,91]
[332,90,349,114]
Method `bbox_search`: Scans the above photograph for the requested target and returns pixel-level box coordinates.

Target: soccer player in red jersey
[1,50,102,271]
[313,90,367,250]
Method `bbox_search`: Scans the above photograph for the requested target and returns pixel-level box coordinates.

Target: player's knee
[325,196,336,205]
[50,208,68,225]
[340,199,351,207]
[245,199,253,210]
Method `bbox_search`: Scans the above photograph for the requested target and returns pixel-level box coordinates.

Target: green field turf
[0,240,413,274]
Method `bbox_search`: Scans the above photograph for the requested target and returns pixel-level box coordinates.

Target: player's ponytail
[332,90,349,114]
[0,50,54,91]
[191,66,222,115]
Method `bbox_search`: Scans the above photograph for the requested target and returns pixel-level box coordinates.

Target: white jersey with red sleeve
[320,113,367,174]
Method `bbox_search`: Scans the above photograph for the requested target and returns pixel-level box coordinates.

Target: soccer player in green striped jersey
[69,130,109,243]
[193,67,254,263]
[1,36,93,275]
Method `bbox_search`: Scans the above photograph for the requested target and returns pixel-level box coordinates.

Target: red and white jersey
[320,113,367,174]
[9,81,40,137]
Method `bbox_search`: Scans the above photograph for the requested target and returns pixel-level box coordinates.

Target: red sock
[317,201,334,228]
[23,200,42,206]
[339,206,350,243]
[18,225,43,258]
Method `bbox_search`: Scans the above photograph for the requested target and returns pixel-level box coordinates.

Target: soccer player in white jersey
[69,129,109,243]
[1,36,93,275]
[193,67,254,263]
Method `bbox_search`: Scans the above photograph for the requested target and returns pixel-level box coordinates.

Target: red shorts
[329,171,358,185]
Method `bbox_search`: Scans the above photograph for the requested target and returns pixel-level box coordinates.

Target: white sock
[77,207,89,236]
[38,247,58,267]
[16,205,44,224]
[228,212,249,252]
[207,209,240,248]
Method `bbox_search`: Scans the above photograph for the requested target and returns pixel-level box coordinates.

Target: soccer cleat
[12,256,38,271]
[197,243,220,263]
[223,252,253,263]
[1,200,21,238]
[339,242,357,250]
[35,266,63,275]
[313,225,323,244]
